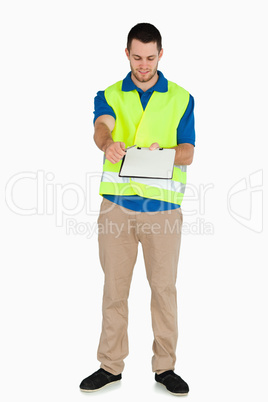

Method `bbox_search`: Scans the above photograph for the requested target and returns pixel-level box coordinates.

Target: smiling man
[126,38,163,88]
[80,23,195,396]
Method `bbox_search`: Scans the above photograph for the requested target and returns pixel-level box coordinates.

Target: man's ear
[125,48,130,60]
[158,48,164,60]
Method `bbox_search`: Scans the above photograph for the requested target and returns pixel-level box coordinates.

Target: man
[80,23,195,396]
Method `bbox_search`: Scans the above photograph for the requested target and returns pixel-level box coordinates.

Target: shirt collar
[122,70,168,93]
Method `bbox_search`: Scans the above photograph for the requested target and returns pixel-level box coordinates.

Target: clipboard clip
[135,146,164,150]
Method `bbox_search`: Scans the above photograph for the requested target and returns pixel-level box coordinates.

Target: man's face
[125,39,163,83]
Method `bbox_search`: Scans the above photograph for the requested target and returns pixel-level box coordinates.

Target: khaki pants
[96,197,183,375]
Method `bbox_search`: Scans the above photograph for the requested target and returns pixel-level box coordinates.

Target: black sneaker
[155,370,189,396]
[80,368,122,392]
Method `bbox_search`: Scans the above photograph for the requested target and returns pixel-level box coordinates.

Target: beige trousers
[96,197,183,375]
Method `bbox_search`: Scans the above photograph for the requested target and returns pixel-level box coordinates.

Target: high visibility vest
[99,79,189,205]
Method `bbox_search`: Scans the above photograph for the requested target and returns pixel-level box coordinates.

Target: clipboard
[119,146,176,179]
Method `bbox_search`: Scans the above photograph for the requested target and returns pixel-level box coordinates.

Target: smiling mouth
[138,70,150,74]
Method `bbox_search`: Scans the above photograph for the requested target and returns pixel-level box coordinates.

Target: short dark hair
[127,23,162,53]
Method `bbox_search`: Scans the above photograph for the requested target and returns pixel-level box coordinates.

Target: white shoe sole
[157,381,189,396]
[80,379,121,393]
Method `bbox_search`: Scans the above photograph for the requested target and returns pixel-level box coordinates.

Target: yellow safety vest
[99,79,189,205]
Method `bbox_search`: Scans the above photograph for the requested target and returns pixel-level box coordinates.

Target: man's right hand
[104,141,126,164]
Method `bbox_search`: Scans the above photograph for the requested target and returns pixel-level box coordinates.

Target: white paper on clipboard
[119,147,176,179]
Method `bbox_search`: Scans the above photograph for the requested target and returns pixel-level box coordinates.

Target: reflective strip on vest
[101,171,186,193]
[101,171,130,184]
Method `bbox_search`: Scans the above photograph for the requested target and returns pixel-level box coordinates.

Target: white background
[1,0,267,401]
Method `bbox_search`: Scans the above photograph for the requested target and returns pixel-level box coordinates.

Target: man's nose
[139,59,147,68]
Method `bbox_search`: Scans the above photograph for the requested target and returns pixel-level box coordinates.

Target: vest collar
[122,70,168,94]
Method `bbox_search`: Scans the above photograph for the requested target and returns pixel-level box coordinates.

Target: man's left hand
[149,142,160,150]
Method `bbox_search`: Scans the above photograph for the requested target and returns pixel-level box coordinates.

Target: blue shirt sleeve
[93,91,116,124]
[177,94,196,146]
